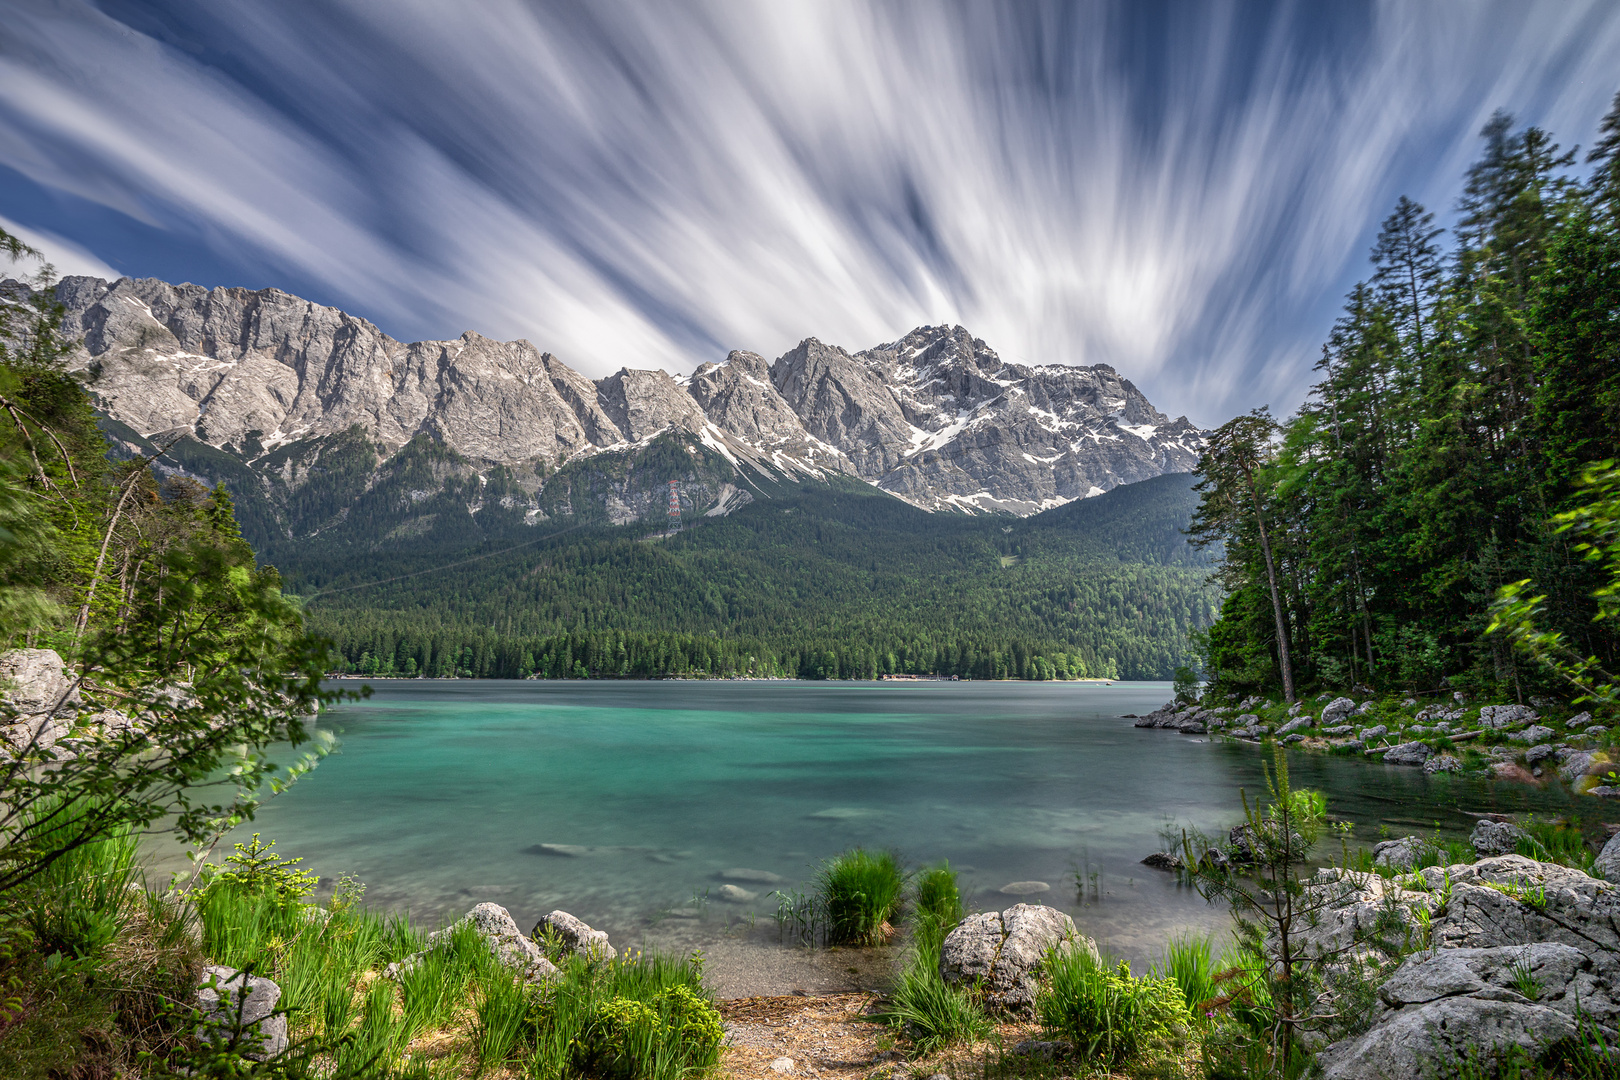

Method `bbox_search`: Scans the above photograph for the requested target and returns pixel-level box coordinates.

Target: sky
[0,1,1617,427]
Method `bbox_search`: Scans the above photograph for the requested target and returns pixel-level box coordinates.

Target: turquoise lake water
[156,680,1574,968]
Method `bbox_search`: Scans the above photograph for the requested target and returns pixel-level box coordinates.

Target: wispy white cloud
[0,213,117,280]
[0,0,1615,426]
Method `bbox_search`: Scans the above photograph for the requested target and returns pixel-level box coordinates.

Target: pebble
[770,1058,795,1074]
[717,884,758,903]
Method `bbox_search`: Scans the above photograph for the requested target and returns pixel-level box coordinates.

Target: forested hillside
[284,473,1215,680]
[1192,98,1620,702]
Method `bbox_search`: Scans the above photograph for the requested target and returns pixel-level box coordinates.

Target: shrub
[528,949,722,1080]
[817,848,905,947]
[197,834,319,909]
[1037,949,1191,1068]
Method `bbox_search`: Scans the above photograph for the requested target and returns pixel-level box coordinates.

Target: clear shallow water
[147,680,1575,969]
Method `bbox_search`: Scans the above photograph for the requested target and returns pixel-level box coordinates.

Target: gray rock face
[1318,944,1616,1080]
[1510,724,1556,744]
[1566,712,1594,730]
[388,902,556,984]
[46,276,1202,528]
[1478,704,1539,729]
[1320,697,1357,726]
[1382,741,1433,767]
[534,910,615,961]
[1424,753,1463,774]
[1470,820,1526,858]
[1373,837,1425,870]
[197,965,288,1060]
[1275,716,1311,736]
[0,648,81,753]
[939,903,1097,1012]
[1524,744,1559,766]
[1357,724,1388,742]
[1597,832,1620,885]
[1313,857,1620,1079]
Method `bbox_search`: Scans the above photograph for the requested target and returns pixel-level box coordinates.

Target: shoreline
[1128,691,1617,800]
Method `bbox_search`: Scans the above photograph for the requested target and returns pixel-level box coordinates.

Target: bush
[1038,949,1191,1068]
[528,950,723,1080]
[817,849,905,947]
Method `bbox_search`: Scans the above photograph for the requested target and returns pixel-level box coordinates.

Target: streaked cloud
[0,1,1615,425]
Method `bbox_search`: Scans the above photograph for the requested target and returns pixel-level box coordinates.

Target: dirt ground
[718,993,1050,1080]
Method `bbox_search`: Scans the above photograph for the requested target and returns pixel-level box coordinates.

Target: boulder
[1523,744,1559,766]
[197,966,288,1060]
[1383,742,1433,767]
[717,884,757,903]
[1321,724,1354,736]
[1132,704,1177,728]
[1320,697,1357,725]
[1423,754,1463,774]
[1176,716,1207,734]
[1373,837,1425,870]
[1276,716,1312,736]
[0,648,81,753]
[1510,725,1556,744]
[1140,851,1182,871]
[1422,855,1620,955]
[1478,704,1539,729]
[1291,868,1433,960]
[1317,943,1617,1080]
[1558,750,1596,784]
[533,910,615,961]
[1586,725,1611,738]
[1470,820,1525,857]
[1597,832,1620,885]
[1233,713,1260,727]
[1358,724,1388,742]
[388,902,556,983]
[939,904,1097,1012]
[1566,712,1594,730]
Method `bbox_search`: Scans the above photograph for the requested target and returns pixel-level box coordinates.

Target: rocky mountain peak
[35,274,1202,527]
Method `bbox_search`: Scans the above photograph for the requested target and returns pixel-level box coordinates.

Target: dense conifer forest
[280,473,1215,680]
[1192,98,1620,704]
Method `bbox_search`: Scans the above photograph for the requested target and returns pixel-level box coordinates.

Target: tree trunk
[1248,475,1297,703]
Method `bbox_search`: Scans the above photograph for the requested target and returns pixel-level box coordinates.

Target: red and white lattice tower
[667,479,682,533]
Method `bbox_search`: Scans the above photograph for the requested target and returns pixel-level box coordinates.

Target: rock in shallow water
[997,881,1050,895]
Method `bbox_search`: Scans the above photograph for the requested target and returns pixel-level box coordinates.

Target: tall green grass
[19,797,142,957]
[817,848,905,947]
[910,861,964,956]
[1037,948,1192,1069]
[1152,933,1218,1016]
[527,950,723,1080]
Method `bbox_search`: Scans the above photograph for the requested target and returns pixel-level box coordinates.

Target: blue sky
[1,1,1616,426]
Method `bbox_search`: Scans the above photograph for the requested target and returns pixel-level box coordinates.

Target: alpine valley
[33,274,1216,679]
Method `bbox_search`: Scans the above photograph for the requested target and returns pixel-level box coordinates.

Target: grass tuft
[817,848,905,947]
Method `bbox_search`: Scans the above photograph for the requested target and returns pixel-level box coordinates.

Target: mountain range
[42,275,1205,546]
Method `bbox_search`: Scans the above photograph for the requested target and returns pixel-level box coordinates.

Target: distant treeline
[294,475,1210,681]
[330,627,1115,681]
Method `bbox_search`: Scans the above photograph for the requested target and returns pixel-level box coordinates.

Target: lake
[150,679,1574,975]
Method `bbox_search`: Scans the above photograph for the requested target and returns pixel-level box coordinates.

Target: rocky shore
[1128,693,1618,796]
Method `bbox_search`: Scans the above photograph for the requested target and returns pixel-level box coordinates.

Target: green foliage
[285,472,1213,681]
[816,848,906,947]
[17,797,140,957]
[1512,816,1596,873]
[1036,950,1190,1069]
[1151,933,1218,1016]
[527,951,723,1080]
[199,834,319,909]
[909,861,964,958]
[877,948,993,1056]
[1193,100,1620,703]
